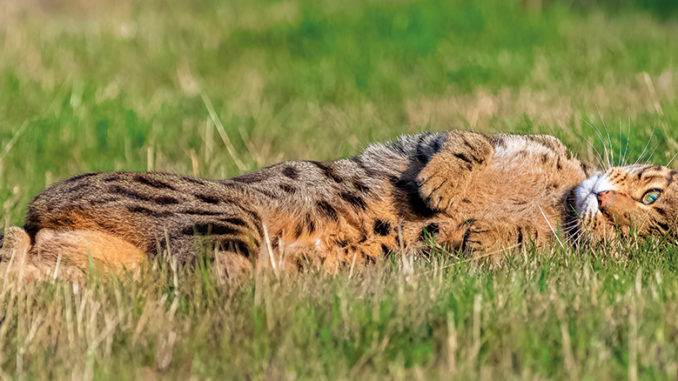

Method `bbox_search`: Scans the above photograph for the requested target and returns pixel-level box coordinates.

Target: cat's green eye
[641,190,661,205]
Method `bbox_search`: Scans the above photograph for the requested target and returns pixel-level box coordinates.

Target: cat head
[572,164,678,242]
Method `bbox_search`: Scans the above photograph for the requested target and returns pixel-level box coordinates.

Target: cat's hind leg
[0,226,51,281]
[30,229,147,273]
[0,226,31,262]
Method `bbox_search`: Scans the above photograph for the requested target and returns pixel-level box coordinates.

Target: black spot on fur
[232,172,268,184]
[317,201,338,221]
[350,157,379,177]
[102,174,122,182]
[431,135,443,153]
[556,158,563,171]
[220,239,251,257]
[279,184,297,194]
[340,192,367,210]
[22,220,40,241]
[181,209,222,216]
[381,244,391,254]
[415,135,432,164]
[310,161,343,183]
[353,181,370,193]
[424,223,439,235]
[656,208,667,217]
[220,217,247,227]
[182,223,238,236]
[374,219,391,236]
[494,137,506,148]
[420,223,439,241]
[362,254,377,264]
[517,227,524,248]
[648,225,663,235]
[154,196,179,205]
[461,136,474,151]
[305,214,316,234]
[540,154,548,164]
[282,166,298,179]
[658,222,670,232]
[135,175,175,190]
[461,198,471,204]
[453,153,472,164]
[127,205,173,218]
[391,177,436,218]
[294,223,304,238]
[110,185,152,201]
[196,194,220,204]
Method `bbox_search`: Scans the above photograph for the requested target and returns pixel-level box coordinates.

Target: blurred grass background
[1,0,678,379]
[1,0,677,224]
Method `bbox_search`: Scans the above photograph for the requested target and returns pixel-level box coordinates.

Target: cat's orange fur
[1,130,676,280]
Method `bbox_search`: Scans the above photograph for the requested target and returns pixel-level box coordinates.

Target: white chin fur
[574,173,612,218]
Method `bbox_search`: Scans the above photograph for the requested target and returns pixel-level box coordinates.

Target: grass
[1,0,678,378]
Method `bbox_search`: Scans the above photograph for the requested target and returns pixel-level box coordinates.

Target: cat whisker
[584,119,610,170]
[619,119,631,167]
[587,118,611,168]
[645,143,660,165]
[598,112,615,167]
[538,206,564,249]
[633,128,656,166]
[666,151,678,168]
[624,116,631,165]
[566,228,587,248]
[618,120,623,166]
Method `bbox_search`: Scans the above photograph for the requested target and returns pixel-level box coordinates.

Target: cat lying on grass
[1,130,676,279]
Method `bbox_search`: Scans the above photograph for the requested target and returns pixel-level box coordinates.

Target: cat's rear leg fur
[2,225,260,281]
[0,226,51,281]
[1,226,31,261]
[31,229,147,272]
[1,227,148,281]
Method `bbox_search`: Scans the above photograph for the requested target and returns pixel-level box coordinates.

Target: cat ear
[416,131,494,213]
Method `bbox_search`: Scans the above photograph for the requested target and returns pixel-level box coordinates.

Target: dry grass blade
[200,93,247,172]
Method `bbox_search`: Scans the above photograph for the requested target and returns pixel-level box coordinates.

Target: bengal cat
[1,130,676,279]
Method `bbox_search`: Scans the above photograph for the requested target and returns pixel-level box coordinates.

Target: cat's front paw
[461,221,501,253]
[415,131,494,213]
[416,168,456,211]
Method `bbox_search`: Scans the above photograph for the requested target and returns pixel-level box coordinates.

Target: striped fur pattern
[1,130,676,278]
[573,164,678,243]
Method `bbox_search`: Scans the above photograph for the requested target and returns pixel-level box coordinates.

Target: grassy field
[1,0,678,379]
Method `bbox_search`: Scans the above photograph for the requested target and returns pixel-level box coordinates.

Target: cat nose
[596,190,614,209]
